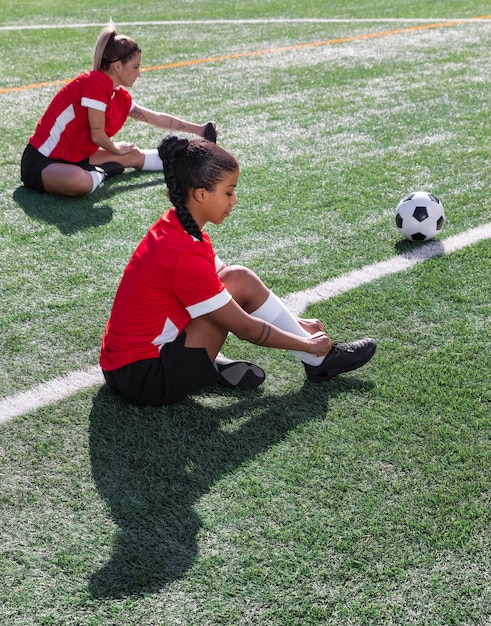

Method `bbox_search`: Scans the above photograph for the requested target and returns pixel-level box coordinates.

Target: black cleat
[98,162,125,180]
[204,121,217,143]
[215,355,265,390]
[304,338,376,383]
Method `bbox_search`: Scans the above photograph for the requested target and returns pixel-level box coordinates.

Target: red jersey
[100,209,231,371]
[29,70,133,162]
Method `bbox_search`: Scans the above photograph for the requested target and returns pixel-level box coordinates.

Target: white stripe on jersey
[81,96,106,112]
[152,318,179,351]
[38,104,76,156]
[187,288,231,319]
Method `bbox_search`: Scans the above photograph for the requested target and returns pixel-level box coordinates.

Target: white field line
[1,18,489,31]
[1,222,490,425]
[0,367,105,425]
[283,223,491,315]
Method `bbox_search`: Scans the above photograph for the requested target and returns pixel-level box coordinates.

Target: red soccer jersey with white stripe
[29,70,132,162]
[100,209,231,371]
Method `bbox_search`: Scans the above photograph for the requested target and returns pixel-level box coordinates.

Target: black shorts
[20,143,94,193]
[102,332,219,407]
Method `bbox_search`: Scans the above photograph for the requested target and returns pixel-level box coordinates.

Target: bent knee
[220,265,262,291]
[220,264,258,282]
[219,265,268,309]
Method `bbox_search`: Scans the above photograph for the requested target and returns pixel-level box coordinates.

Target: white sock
[250,292,324,366]
[89,170,105,193]
[141,149,163,171]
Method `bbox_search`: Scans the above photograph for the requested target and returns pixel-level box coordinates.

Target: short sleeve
[174,248,231,318]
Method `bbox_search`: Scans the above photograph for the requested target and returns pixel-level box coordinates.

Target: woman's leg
[41,162,96,196]
[218,265,377,380]
[218,265,271,313]
[219,265,324,366]
[183,314,229,361]
[89,147,146,169]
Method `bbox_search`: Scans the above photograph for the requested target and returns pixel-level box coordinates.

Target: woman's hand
[113,141,137,155]
[298,317,326,334]
[308,331,333,357]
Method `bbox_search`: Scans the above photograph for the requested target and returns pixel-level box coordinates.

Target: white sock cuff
[89,170,104,193]
[142,149,163,171]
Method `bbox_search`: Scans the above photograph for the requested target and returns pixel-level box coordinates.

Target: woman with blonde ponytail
[20,21,217,197]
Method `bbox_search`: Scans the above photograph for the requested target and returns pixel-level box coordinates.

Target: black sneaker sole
[216,358,265,390]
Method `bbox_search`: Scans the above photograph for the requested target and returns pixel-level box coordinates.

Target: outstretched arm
[128,104,218,138]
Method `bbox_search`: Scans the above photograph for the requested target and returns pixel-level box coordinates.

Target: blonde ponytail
[92,19,117,71]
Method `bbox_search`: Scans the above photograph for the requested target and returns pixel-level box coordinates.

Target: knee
[219,265,268,308]
[72,170,95,195]
[220,265,260,289]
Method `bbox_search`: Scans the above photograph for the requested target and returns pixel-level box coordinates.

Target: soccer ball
[395,191,445,241]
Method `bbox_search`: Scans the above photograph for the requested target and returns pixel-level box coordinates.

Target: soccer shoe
[98,162,125,180]
[304,338,377,383]
[215,355,265,390]
[203,121,217,143]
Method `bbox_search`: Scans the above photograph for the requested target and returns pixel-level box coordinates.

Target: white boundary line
[283,223,491,315]
[0,367,104,425]
[1,223,490,425]
[1,18,489,31]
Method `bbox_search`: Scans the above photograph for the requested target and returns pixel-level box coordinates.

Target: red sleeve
[80,72,132,137]
[80,71,113,111]
[174,247,231,317]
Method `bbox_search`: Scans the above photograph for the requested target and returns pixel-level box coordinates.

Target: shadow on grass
[394,237,445,257]
[88,375,374,599]
[12,171,162,235]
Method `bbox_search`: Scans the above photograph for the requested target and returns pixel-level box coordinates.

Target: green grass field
[1,2,490,624]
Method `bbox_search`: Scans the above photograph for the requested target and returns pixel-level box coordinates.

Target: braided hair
[158,135,239,241]
[92,20,141,71]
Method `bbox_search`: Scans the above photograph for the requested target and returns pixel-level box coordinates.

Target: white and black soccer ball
[395,191,445,241]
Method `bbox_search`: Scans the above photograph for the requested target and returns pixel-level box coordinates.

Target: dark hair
[93,21,141,71]
[158,136,239,241]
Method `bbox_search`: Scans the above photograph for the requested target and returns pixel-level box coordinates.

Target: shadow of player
[88,374,374,598]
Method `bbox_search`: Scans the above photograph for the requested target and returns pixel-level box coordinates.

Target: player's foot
[215,355,265,390]
[204,121,217,143]
[98,162,125,180]
[304,338,376,383]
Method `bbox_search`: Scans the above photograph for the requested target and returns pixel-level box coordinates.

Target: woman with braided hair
[20,20,217,197]
[100,136,376,406]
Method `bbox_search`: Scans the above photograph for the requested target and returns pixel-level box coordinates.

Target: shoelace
[332,342,355,353]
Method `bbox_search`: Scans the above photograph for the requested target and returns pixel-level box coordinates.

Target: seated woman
[99,136,376,406]
[20,20,217,196]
